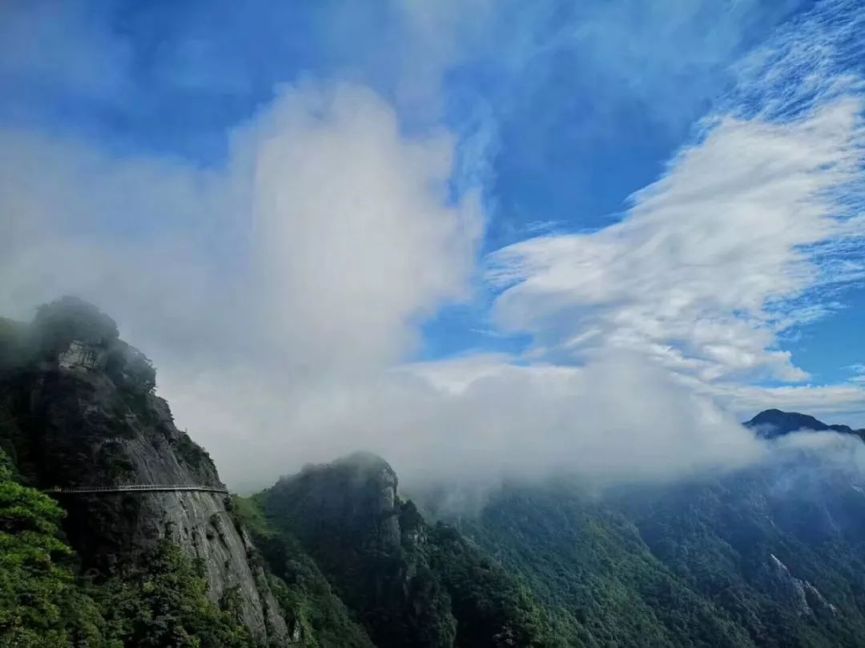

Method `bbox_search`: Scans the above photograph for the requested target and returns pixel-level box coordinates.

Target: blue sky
[2,0,865,487]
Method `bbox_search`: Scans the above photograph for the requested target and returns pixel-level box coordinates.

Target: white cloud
[0,82,482,373]
[848,364,865,384]
[488,98,865,384]
[0,125,242,361]
[0,81,492,490]
[160,352,765,491]
[712,382,865,427]
[234,83,483,374]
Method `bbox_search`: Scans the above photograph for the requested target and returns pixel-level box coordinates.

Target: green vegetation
[93,542,255,648]
[12,425,865,648]
[33,296,119,355]
[427,522,579,647]
[0,317,34,371]
[231,494,376,648]
[252,455,568,648]
[455,484,751,647]
[0,449,106,647]
[452,469,865,648]
[0,448,257,647]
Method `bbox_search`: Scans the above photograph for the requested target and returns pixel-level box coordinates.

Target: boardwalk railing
[43,484,229,495]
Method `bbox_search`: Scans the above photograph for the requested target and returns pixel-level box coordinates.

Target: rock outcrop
[260,452,451,647]
[0,298,289,644]
[257,452,558,648]
[273,451,404,553]
[767,553,837,617]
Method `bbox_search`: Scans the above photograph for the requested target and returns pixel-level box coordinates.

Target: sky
[2,0,865,491]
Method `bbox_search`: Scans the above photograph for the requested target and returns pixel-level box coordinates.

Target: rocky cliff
[0,297,289,645]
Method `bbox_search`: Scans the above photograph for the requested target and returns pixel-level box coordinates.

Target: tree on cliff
[0,449,106,647]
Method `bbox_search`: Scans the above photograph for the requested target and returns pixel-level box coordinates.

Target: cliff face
[0,298,289,645]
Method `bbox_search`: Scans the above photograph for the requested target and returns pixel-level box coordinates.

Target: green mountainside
[446,443,865,647]
[249,452,568,648]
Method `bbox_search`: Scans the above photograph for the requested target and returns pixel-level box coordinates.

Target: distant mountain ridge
[443,410,865,647]
[745,408,865,441]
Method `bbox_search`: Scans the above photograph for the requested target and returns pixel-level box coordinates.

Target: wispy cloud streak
[487,0,865,400]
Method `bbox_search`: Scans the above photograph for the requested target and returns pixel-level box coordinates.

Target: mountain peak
[33,296,119,347]
[333,450,396,475]
[273,452,401,552]
[746,409,863,440]
[746,409,830,438]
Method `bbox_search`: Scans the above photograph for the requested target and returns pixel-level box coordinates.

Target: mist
[0,80,771,495]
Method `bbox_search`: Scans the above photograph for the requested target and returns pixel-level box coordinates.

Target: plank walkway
[43,484,229,495]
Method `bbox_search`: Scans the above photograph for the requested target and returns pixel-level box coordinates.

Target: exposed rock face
[58,339,101,370]
[0,298,288,645]
[767,553,837,617]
